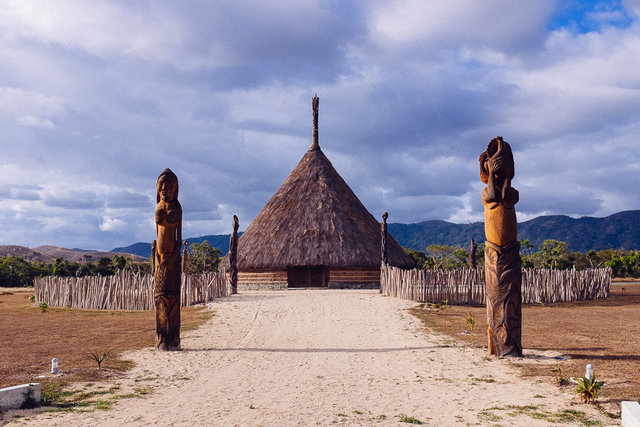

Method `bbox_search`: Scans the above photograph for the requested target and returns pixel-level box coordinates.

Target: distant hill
[0,245,146,263]
[112,233,242,258]
[112,211,640,257]
[0,245,54,262]
[389,210,640,253]
[7,211,637,262]
[110,242,152,259]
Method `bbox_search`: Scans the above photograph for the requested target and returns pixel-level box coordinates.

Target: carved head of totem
[479,136,514,199]
[156,168,179,203]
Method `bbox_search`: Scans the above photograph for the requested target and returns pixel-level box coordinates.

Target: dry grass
[0,288,213,390]
[410,281,640,405]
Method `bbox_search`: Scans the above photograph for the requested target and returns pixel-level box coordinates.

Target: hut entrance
[287,266,328,288]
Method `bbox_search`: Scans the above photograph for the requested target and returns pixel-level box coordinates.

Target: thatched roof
[223,140,414,270]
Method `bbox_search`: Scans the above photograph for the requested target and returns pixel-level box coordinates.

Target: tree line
[0,240,224,287]
[404,238,640,278]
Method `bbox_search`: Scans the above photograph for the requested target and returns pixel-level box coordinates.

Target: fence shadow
[181,345,445,354]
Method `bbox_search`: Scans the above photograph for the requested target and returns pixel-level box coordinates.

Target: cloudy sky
[1,0,640,250]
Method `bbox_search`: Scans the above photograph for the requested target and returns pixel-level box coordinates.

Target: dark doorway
[287,266,328,288]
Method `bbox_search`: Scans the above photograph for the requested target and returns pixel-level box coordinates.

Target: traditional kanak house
[221,96,414,289]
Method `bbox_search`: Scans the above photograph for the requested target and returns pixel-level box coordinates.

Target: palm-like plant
[574,374,604,403]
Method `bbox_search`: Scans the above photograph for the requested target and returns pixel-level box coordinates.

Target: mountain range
[0,245,147,263]
[111,234,241,258]
[388,210,640,253]
[113,210,640,257]
[2,211,639,262]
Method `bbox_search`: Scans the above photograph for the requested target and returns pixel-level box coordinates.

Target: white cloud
[99,216,126,232]
[0,1,639,251]
[369,0,555,53]
[17,116,56,129]
[0,86,64,120]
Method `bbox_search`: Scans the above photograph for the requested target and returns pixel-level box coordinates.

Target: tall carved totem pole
[154,168,182,351]
[229,215,239,295]
[479,137,522,357]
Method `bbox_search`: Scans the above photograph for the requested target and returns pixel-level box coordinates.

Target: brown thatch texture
[224,146,415,270]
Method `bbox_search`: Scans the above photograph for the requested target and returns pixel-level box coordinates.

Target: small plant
[29,295,35,302]
[94,400,112,410]
[39,302,48,312]
[574,375,604,403]
[465,313,475,344]
[41,382,70,405]
[398,414,422,424]
[428,299,450,311]
[551,366,568,386]
[89,351,110,370]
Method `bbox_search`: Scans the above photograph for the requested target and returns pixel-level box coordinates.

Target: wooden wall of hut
[328,267,379,288]
[234,269,288,290]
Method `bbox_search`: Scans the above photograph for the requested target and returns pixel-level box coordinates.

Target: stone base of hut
[231,267,380,290]
[328,282,379,289]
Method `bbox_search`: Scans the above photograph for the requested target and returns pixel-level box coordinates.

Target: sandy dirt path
[16,290,609,426]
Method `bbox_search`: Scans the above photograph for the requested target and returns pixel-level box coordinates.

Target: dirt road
[15,290,609,426]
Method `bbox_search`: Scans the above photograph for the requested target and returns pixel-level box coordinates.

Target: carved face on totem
[156,169,179,203]
[479,137,515,200]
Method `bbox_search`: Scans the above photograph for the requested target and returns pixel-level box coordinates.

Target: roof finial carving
[311,94,319,151]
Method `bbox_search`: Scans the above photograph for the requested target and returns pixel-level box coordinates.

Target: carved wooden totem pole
[229,215,239,294]
[380,212,389,293]
[154,168,182,351]
[479,137,522,357]
[469,238,477,269]
[182,240,189,274]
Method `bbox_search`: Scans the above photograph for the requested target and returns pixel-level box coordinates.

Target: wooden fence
[34,269,229,311]
[380,264,611,305]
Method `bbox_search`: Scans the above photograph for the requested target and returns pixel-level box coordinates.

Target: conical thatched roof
[226,140,414,270]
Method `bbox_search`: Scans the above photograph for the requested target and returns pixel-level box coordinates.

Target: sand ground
[10,290,611,426]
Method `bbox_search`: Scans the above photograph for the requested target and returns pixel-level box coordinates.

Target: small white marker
[585,364,593,381]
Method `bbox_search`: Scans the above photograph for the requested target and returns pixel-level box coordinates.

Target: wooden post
[311,95,319,150]
[479,137,522,357]
[229,215,239,294]
[469,238,477,269]
[182,240,189,274]
[154,168,182,351]
[380,212,388,293]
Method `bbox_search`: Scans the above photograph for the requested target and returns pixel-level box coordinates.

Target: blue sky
[1,0,640,250]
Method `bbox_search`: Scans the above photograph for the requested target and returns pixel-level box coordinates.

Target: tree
[604,254,624,277]
[453,248,469,265]
[95,257,114,276]
[111,255,127,272]
[426,245,456,270]
[404,249,427,269]
[536,239,568,269]
[520,238,535,268]
[76,263,93,277]
[0,256,40,287]
[586,250,600,268]
[188,241,222,273]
